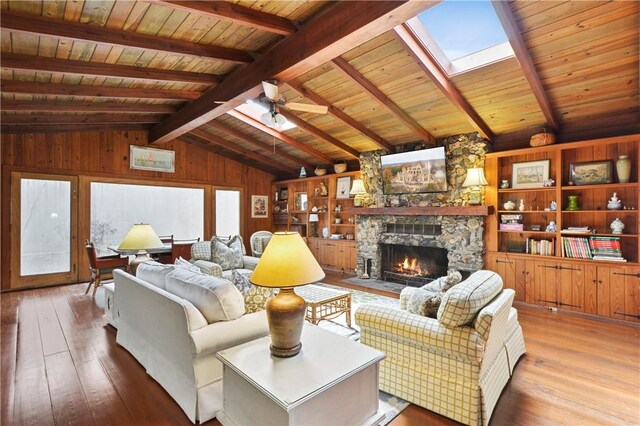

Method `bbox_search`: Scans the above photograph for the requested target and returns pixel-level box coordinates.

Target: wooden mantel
[347,206,494,216]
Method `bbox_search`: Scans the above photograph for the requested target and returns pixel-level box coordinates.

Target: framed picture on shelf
[511,159,550,189]
[569,160,614,185]
[278,188,289,201]
[336,176,351,199]
[251,195,268,218]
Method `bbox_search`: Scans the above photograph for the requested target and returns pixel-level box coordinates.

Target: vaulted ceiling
[1,1,638,177]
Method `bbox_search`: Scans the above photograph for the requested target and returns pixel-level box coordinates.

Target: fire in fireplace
[381,244,448,287]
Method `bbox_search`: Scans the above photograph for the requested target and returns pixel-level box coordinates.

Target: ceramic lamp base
[266,288,307,358]
[130,251,152,275]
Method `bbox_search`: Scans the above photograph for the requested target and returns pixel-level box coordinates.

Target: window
[407,0,514,75]
[20,179,71,275]
[215,189,241,237]
[90,182,204,255]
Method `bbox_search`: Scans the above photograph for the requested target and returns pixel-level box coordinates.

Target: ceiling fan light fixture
[260,111,275,127]
[275,113,287,126]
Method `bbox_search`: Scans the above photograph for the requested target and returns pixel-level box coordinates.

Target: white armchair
[355,270,525,426]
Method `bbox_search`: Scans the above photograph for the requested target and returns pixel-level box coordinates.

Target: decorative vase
[503,200,516,211]
[500,180,510,189]
[610,218,625,234]
[616,155,631,183]
[566,195,580,211]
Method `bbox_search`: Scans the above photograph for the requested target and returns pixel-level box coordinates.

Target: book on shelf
[589,236,625,261]
[560,227,594,235]
[500,223,524,231]
[561,236,593,259]
[526,237,555,256]
[592,256,627,262]
[500,214,523,223]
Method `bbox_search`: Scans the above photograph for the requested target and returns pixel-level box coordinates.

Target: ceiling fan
[255,80,329,128]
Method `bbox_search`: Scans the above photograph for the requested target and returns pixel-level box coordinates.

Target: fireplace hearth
[381,244,448,287]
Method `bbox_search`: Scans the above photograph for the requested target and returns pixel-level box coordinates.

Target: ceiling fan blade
[285,102,329,114]
[262,80,279,102]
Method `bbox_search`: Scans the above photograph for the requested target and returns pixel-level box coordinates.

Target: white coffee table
[216,324,386,426]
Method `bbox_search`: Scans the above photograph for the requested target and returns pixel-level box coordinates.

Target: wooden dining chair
[156,235,174,264]
[84,240,129,298]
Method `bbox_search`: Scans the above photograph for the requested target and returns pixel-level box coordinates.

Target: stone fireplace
[355,210,487,281]
[381,244,448,286]
[354,133,490,282]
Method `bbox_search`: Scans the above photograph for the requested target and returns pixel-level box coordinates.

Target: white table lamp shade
[309,214,320,223]
[462,168,488,187]
[118,224,164,250]
[350,179,366,195]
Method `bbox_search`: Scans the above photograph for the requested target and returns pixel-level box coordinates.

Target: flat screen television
[380,147,448,194]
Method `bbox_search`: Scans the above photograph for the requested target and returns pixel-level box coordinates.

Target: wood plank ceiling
[1,0,638,176]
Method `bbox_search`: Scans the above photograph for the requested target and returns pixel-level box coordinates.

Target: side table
[216,324,385,426]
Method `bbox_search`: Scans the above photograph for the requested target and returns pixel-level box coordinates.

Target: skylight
[233,101,296,131]
[408,0,514,75]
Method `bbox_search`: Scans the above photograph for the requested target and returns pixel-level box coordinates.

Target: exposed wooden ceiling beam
[180,136,278,175]
[206,120,315,170]
[0,100,180,114]
[151,1,297,36]
[1,114,164,125]
[1,80,202,100]
[393,24,494,141]
[0,11,253,64]
[189,128,291,172]
[331,57,436,146]
[491,1,560,132]
[226,110,334,164]
[277,110,360,159]
[149,1,436,144]
[1,53,221,85]
[0,123,149,134]
[285,80,395,152]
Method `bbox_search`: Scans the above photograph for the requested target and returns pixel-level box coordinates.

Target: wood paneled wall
[1,130,275,290]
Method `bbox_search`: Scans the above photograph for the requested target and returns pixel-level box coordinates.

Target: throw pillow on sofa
[174,256,202,273]
[231,269,273,314]
[191,241,211,261]
[211,235,244,270]
[437,270,503,328]
[165,268,245,323]
[407,288,442,318]
[137,261,175,290]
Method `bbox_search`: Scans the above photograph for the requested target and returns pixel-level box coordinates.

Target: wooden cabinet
[485,135,639,321]
[306,239,356,272]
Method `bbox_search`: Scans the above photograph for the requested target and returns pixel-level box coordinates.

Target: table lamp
[349,179,367,207]
[308,213,319,237]
[118,223,164,274]
[250,232,325,357]
[462,167,488,206]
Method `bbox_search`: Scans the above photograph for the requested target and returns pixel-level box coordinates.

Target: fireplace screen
[381,244,448,286]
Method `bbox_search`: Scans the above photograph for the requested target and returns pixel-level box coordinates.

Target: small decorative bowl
[503,201,516,211]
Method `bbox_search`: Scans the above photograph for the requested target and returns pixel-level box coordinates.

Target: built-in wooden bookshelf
[485,135,640,322]
[272,171,360,272]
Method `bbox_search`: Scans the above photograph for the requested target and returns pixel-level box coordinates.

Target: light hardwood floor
[1,271,638,425]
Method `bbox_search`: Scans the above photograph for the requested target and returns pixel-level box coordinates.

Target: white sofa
[113,265,270,424]
[355,270,526,426]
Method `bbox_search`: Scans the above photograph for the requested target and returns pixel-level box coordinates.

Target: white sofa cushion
[137,261,174,290]
[165,268,245,323]
[437,270,503,328]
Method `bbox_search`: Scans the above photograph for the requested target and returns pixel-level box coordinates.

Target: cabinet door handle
[558,266,581,271]
[614,311,640,319]
[496,259,512,264]
[539,265,559,270]
[538,299,558,305]
[613,272,640,278]
[558,301,580,308]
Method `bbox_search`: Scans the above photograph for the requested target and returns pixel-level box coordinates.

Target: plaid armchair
[355,270,525,426]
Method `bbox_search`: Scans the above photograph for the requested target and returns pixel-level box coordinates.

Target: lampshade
[250,232,325,288]
[118,224,164,250]
[350,179,366,195]
[308,213,319,223]
[462,168,488,187]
